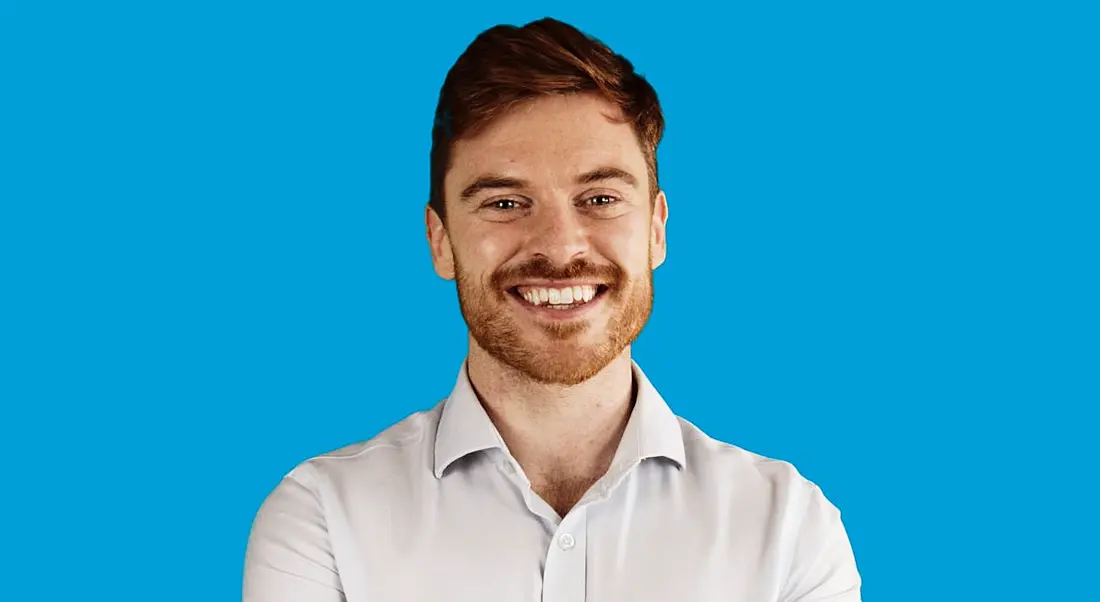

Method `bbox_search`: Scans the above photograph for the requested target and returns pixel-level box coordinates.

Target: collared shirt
[243,361,862,602]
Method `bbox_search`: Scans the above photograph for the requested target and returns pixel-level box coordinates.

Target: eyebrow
[576,166,638,188]
[459,175,530,202]
[458,166,640,202]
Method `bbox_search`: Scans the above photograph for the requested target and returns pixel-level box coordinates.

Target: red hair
[429,17,665,221]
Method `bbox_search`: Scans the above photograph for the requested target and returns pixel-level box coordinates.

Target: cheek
[594,219,651,268]
[454,228,516,279]
[475,236,511,263]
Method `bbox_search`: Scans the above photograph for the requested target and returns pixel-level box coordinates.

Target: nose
[527,201,589,265]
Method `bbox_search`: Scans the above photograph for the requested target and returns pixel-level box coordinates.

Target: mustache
[491,257,622,289]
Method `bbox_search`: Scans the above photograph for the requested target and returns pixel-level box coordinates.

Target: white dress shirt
[243,361,861,601]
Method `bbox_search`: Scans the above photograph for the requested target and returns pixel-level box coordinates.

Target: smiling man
[243,17,861,602]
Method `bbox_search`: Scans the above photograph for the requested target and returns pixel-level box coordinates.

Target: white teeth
[515,284,601,307]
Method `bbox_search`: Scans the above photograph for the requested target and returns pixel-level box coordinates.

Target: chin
[513,358,609,386]
[513,339,622,385]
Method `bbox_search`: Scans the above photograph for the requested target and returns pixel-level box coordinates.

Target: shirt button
[502,463,515,474]
[557,533,576,551]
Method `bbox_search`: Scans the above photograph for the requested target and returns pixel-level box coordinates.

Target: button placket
[541,507,588,602]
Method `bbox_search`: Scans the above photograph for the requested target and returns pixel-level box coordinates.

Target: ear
[426,204,456,280]
[650,190,669,269]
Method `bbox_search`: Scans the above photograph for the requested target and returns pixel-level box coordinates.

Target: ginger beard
[454,250,654,386]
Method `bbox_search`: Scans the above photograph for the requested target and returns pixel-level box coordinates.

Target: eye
[486,198,523,211]
[584,195,619,206]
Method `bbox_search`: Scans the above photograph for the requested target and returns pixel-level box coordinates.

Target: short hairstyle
[429,17,665,222]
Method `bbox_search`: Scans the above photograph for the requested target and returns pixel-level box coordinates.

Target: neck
[465,337,635,482]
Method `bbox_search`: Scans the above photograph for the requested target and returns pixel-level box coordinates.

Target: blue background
[1,1,1096,600]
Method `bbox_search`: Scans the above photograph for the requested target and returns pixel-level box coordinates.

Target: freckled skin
[426,92,668,386]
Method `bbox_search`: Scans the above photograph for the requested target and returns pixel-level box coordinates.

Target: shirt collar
[433,359,686,478]
[432,361,508,478]
[610,361,687,472]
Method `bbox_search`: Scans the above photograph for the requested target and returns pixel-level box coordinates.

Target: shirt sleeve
[243,468,346,602]
[780,483,862,602]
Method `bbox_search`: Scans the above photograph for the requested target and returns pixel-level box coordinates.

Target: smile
[506,283,610,315]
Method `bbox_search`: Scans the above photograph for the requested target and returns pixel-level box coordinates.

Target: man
[243,17,861,602]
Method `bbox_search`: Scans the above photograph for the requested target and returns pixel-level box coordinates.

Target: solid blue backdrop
[1,1,1096,600]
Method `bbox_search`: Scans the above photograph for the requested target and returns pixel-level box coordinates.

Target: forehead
[445,93,648,193]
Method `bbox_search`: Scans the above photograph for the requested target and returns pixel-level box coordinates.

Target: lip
[505,285,609,321]
[509,280,606,288]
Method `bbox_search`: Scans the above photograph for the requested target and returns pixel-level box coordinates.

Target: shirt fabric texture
[243,360,862,601]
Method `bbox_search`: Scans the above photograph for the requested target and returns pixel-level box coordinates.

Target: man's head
[426,18,668,385]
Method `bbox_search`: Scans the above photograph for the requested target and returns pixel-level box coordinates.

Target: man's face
[427,93,668,385]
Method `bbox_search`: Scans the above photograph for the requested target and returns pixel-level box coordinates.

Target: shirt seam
[285,471,325,512]
[315,418,430,462]
[283,470,346,594]
[779,480,820,602]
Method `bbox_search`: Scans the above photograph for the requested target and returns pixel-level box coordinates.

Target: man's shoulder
[282,400,445,489]
[675,416,821,498]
